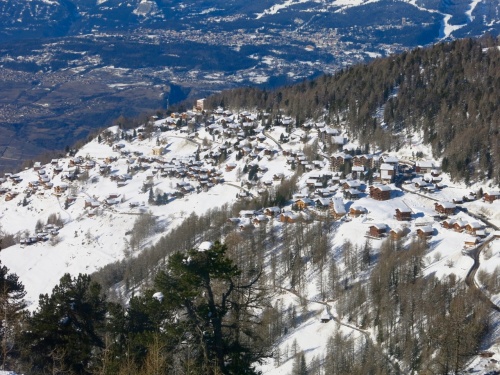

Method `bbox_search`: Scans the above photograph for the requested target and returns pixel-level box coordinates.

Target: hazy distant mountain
[1,0,499,42]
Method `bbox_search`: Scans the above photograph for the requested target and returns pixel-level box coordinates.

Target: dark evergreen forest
[206,36,500,186]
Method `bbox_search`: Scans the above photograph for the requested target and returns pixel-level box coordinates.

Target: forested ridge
[206,36,500,185]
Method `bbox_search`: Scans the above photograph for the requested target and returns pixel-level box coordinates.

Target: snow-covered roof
[332,197,346,214]
[437,201,456,209]
[416,160,435,168]
[198,241,213,251]
[370,223,387,230]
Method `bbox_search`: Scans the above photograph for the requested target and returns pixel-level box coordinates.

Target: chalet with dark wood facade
[369,184,391,201]
[416,226,434,238]
[434,202,456,216]
[395,208,412,221]
[368,223,388,238]
[349,206,367,217]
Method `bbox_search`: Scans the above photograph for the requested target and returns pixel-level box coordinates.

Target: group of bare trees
[87,173,495,375]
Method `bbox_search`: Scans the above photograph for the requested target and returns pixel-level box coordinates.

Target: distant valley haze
[0,0,499,172]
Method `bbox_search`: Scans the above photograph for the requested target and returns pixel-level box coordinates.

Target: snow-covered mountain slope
[1,113,500,373]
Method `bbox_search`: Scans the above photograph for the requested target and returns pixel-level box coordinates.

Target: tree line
[204,35,500,185]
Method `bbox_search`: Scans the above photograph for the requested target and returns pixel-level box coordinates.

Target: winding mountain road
[277,286,401,373]
[400,180,500,312]
[263,130,283,151]
[464,237,500,313]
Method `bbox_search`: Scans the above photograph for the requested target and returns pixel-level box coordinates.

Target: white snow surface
[0,117,499,373]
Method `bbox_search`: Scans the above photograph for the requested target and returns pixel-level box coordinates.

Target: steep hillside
[206,37,500,186]
[0,105,500,373]
[1,0,499,173]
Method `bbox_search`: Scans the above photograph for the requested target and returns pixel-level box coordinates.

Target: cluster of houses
[440,215,485,237]
[20,224,60,246]
[228,206,312,230]
[227,178,394,230]
[2,159,72,198]
[3,102,500,250]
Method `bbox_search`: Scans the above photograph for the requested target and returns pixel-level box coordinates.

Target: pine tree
[21,274,107,374]
[0,262,26,370]
[148,188,155,205]
[152,241,269,375]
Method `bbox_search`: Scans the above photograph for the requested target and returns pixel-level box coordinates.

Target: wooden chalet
[315,198,331,210]
[465,221,484,235]
[441,218,456,229]
[253,215,269,225]
[84,198,100,209]
[453,220,467,232]
[369,184,391,201]
[349,206,367,217]
[434,202,456,215]
[416,226,434,238]
[368,224,388,238]
[280,211,300,223]
[294,198,313,211]
[83,160,95,170]
[239,221,254,232]
[390,226,410,240]
[484,191,500,203]
[5,192,18,201]
[342,180,362,190]
[65,195,77,205]
[264,207,281,217]
[330,197,346,219]
[395,208,412,221]
[330,152,352,171]
[464,236,480,247]
[353,154,373,168]
[343,188,362,200]
[316,188,332,198]
[53,184,68,195]
[319,127,339,142]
